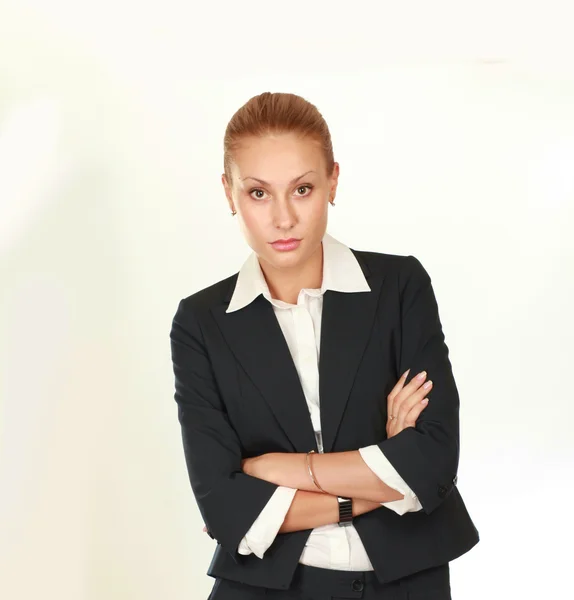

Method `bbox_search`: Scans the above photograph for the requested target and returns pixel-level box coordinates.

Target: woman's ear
[221,173,234,212]
[329,162,340,201]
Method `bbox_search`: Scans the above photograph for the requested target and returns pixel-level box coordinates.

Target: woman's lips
[270,238,301,252]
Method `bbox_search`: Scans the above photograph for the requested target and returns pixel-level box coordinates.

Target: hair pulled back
[223,92,334,183]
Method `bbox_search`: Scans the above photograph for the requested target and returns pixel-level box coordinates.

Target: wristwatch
[337,496,353,527]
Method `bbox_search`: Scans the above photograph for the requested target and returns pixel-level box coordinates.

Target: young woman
[170,92,479,600]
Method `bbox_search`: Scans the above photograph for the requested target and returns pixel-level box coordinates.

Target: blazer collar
[212,239,382,454]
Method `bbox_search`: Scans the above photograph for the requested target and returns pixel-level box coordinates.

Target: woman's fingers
[387,369,412,437]
[387,369,410,416]
[389,370,427,420]
[396,381,432,431]
[388,369,410,401]
[399,379,432,420]
[402,390,431,428]
[388,370,433,436]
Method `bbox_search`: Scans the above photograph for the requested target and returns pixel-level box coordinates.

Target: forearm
[264,451,405,503]
[278,489,381,534]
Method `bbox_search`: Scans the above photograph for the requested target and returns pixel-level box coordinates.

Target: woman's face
[223,132,339,273]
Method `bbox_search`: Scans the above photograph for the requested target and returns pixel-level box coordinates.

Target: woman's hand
[386,368,432,438]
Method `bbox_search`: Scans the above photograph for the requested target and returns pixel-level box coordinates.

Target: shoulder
[172,271,238,324]
[350,248,431,285]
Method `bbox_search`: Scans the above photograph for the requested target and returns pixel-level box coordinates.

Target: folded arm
[170,296,415,563]
[298,256,460,516]
[378,255,460,514]
[238,485,383,557]
[242,447,418,508]
[243,256,459,519]
[170,298,279,561]
[238,446,422,558]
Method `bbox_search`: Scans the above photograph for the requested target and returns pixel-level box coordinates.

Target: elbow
[419,470,458,516]
[196,473,279,561]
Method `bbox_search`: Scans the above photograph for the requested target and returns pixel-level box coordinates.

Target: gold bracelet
[305,450,328,494]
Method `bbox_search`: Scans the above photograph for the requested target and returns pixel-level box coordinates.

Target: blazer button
[437,485,448,498]
[351,580,364,592]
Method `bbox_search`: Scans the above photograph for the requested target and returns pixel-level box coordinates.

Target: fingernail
[403,369,410,378]
[423,380,432,389]
[417,371,427,380]
[421,398,429,404]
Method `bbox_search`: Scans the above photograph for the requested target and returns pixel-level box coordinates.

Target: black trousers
[207,563,452,600]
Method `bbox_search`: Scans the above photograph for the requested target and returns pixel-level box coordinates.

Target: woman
[170,92,479,599]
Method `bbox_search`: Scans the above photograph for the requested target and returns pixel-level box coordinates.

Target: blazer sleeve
[358,445,423,514]
[377,255,460,515]
[170,298,279,561]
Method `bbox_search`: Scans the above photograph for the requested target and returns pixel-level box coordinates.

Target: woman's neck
[259,242,324,305]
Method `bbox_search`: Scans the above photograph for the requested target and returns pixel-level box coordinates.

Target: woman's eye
[296,185,313,196]
[249,189,267,200]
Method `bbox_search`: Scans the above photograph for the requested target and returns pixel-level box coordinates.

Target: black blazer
[169,248,480,591]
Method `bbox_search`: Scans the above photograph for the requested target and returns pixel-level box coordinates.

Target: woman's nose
[272,198,297,229]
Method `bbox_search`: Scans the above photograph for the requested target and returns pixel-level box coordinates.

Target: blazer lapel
[211,294,318,453]
[210,250,384,455]
[319,256,384,453]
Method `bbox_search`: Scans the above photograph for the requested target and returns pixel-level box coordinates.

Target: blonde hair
[223,92,335,184]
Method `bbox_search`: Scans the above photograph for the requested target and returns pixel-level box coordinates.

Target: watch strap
[337,496,353,526]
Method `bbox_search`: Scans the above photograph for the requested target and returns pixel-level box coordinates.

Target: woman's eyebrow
[241,170,316,186]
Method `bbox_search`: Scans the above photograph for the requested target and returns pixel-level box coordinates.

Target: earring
[329,200,335,206]
[231,209,237,216]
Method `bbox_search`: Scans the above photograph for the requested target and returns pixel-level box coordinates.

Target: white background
[1,1,573,599]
